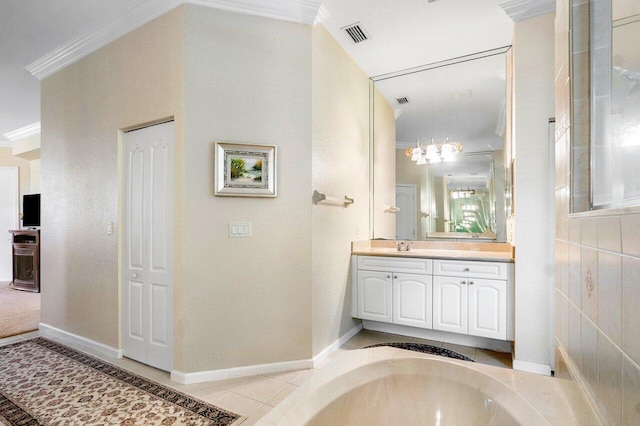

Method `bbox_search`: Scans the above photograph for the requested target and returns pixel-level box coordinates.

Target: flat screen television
[23,194,40,227]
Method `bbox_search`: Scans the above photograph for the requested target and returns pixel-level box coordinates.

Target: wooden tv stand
[9,229,40,292]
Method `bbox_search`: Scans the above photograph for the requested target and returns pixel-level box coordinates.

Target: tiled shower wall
[554,0,640,424]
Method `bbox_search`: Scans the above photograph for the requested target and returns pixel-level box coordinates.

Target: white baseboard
[312,322,363,368]
[171,323,365,385]
[38,322,123,359]
[171,358,314,385]
[513,359,552,376]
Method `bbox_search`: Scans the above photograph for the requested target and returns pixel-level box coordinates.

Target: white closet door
[0,167,19,281]
[123,121,174,372]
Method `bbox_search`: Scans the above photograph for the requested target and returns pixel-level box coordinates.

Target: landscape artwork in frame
[214,142,277,197]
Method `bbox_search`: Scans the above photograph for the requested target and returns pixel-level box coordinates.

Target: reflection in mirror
[372,48,509,241]
[591,0,640,208]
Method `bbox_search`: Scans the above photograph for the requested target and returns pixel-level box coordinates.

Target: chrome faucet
[397,242,411,252]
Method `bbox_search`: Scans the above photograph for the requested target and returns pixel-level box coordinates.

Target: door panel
[358,270,392,322]
[468,279,506,340]
[393,273,432,329]
[433,275,467,334]
[0,167,19,281]
[123,121,174,372]
[396,185,416,239]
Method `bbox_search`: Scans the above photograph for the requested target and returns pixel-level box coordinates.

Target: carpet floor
[0,282,40,339]
[0,338,239,425]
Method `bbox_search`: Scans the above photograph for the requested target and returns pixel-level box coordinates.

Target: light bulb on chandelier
[405,137,463,164]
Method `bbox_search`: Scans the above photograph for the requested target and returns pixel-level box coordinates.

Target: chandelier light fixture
[405,137,463,164]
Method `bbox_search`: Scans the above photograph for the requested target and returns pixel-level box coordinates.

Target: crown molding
[188,0,321,25]
[499,0,555,22]
[26,0,182,80]
[26,0,321,81]
[3,122,41,141]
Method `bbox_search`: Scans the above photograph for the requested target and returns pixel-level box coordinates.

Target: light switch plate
[229,222,251,238]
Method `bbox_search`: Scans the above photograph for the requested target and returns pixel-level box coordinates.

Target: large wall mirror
[371,48,510,241]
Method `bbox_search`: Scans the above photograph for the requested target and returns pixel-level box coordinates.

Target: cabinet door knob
[394,275,398,279]
[464,267,470,272]
[132,273,139,278]
[461,280,467,285]
[387,275,391,279]
[469,281,474,285]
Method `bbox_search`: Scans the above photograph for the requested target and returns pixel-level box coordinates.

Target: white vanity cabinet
[352,255,514,342]
[355,256,433,329]
[432,259,511,341]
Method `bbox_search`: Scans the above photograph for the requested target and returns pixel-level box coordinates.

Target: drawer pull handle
[464,267,470,272]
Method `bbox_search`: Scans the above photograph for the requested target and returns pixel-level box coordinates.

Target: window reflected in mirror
[591,0,640,208]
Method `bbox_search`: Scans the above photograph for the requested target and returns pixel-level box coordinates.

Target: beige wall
[182,5,312,371]
[372,87,396,239]
[11,133,40,193]
[555,0,640,423]
[40,7,185,350]
[311,24,369,355]
[0,147,30,200]
[29,159,40,193]
[512,13,556,370]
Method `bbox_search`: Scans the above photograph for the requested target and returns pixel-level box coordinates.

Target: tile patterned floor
[0,329,512,424]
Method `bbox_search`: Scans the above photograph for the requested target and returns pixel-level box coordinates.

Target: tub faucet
[397,242,411,252]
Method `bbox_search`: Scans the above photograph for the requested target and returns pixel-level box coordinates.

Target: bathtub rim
[258,347,555,425]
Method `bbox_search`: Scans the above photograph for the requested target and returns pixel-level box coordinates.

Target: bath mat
[366,342,475,362]
[0,338,239,425]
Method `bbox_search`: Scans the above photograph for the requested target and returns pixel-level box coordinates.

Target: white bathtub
[258,347,599,425]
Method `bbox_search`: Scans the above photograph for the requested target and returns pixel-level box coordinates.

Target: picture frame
[214,142,277,197]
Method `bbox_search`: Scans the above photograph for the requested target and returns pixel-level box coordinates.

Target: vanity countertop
[351,240,515,263]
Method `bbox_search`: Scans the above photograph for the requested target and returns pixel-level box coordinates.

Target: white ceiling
[317,0,514,77]
[0,0,530,145]
[0,0,147,143]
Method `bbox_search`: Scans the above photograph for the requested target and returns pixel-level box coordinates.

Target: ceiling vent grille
[396,97,410,105]
[342,23,368,44]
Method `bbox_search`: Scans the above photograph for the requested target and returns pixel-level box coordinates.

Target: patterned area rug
[0,338,239,425]
[366,342,475,362]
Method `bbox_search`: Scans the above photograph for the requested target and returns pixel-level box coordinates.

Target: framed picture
[214,142,277,197]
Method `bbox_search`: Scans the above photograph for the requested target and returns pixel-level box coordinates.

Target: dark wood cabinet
[9,230,40,292]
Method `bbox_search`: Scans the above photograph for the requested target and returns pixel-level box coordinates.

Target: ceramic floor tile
[375,333,413,344]
[266,383,297,407]
[410,337,444,347]
[16,330,43,340]
[233,375,289,404]
[475,349,512,369]
[0,335,24,346]
[265,369,308,385]
[216,392,264,417]
[239,404,272,425]
[341,343,365,351]
[290,369,316,386]
[442,343,476,360]
[344,330,383,348]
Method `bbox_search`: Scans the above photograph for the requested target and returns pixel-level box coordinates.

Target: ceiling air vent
[342,23,368,44]
[396,97,410,105]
